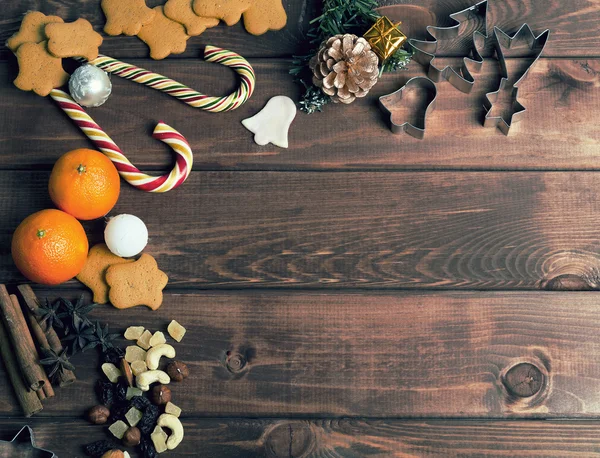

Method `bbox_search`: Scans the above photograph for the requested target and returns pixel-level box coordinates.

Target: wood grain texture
[0,0,314,60]
[2,0,600,59]
[1,291,600,417]
[3,170,600,289]
[3,418,600,457]
[1,57,599,170]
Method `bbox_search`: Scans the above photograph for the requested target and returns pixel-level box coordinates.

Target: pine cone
[310,34,380,104]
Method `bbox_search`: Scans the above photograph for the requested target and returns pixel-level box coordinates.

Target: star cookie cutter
[0,426,57,457]
[408,0,489,94]
[483,24,550,135]
[379,76,438,139]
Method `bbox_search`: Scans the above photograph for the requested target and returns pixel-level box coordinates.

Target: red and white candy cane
[50,89,192,193]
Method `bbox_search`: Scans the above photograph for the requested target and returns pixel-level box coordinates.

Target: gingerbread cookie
[14,41,69,96]
[192,0,254,26]
[76,244,134,304]
[164,0,219,36]
[102,0,156,36]
[106,253,168,310]
[7,11,64,52]
[137,6,190,60]
[243,0,287,35]
[46,18,103,61]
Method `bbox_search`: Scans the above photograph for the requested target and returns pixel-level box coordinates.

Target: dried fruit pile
[84,322,188,458]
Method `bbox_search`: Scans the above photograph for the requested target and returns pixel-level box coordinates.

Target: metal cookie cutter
[379,76,438,139]
[483,24,550,135]
[409,0,488,94]
[0,426,56,457]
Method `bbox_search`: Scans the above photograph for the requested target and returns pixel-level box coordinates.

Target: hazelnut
[101,450,124,458]
[166,361,189,382]
[88,405,110,424]
[122,426,141,447]
[151,384,172,405]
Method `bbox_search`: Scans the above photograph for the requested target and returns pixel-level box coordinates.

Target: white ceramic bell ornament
[242,96,297,148]
[104,214,148,257]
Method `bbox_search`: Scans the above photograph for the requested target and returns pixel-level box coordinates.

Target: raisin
[83,439,118,457]
[138,404,160,435]
[109,400,130,423]
[139,435,158,458]
[131,395,151,409]
[103,347,125,365]
[96,380,114,406]
[114,376,129,402]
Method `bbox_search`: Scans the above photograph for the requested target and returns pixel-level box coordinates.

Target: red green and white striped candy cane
[50,46,256,192]
[88,45,255,112]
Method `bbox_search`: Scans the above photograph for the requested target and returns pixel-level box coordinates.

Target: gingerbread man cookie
[7,11,64,52]
[102,0,157,36]
[192,0,254,26]
[14,41,69,96]
[76,244,134,304]
[243,0,287,35]
[106,253,168,310]
[164,0,219,36]
[46,18,103,61]
[137,6,190,60]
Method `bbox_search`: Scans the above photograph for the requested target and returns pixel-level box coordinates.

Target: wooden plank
[3,170,600,289]
[0,0,314,60]
[2,291,600,417]
[1,58,599,170]
[1,0,599,59]
[2,418,600,457]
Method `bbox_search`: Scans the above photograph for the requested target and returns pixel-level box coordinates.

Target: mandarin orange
[12,209,89,285]
[49,148,120,220]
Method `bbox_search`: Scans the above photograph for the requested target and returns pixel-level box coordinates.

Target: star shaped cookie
[164,0,219,36]
[243,0,287,35]
[106,253,168,310]
[7,11,64,52]
[76,243,134,304]
[137,6,190,60]
[14,41,69,96]
[102,0,157,36]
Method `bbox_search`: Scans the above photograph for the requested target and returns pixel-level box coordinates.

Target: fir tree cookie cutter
[408,0,489,94]
[379,76,437,139]
[0,425,56,457]
[483,24,550,135]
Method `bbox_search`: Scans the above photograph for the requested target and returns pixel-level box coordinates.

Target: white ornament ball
[104,214,148,258]
[69,64,112,107]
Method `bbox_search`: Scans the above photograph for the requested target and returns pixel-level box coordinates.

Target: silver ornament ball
[68,64,112,107]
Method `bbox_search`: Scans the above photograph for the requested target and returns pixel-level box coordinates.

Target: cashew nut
[146,344,176,370]
[136,370,170,391]
[157,413,184,450]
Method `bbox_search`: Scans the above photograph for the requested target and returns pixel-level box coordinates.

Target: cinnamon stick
[24,307,55,398]
[0,285,46,391]
[37,388,46,401]
[0,312,43,417]
[16,284,76,386]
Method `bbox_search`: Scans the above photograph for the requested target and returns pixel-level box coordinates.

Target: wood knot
[265,422,315,458]
[541,274,594,291]
[502,363,544,398]
[225,351,247,374]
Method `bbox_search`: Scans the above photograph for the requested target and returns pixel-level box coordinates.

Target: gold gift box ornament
[364,16,408,62]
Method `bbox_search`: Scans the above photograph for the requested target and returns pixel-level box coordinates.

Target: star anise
[57,295,97,333]
[86,322,120,354]
[62,317,95,355]
[39,348,76,382]
[34,299,64,332]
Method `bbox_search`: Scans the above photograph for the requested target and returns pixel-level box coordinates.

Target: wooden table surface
[2,0,600,456]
